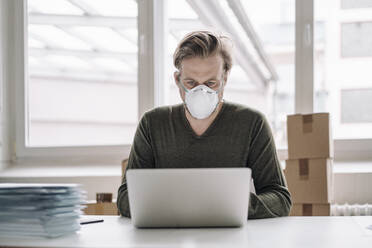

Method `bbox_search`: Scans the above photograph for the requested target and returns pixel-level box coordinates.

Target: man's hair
[173,30,233,73]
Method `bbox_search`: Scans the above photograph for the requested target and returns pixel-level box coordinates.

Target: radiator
[331,204,372,216]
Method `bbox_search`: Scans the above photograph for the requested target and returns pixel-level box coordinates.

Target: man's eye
[185,81,196,87]
[206,81,217,87]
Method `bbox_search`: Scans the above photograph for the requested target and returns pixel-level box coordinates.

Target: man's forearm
[117,184,131,217]
[248,189,292,219]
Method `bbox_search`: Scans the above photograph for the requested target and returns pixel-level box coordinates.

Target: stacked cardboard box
[285,113,334,216]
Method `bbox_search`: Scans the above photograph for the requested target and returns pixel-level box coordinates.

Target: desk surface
[1,216,372,248]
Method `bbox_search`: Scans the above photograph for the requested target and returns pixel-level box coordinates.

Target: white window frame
[6,0,372,164]
[9,0,166,163]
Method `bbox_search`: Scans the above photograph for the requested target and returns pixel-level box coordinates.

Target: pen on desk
[80,219,104,225]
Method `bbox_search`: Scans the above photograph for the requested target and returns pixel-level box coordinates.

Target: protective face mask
[183,84,221,120]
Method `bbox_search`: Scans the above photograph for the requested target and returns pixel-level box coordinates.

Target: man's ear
[223,71,229,86]
[174,71,185,101]
[173,71,181,87]
[174,71,181,85]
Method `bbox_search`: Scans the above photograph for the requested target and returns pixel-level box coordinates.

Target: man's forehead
[180,55,224,79]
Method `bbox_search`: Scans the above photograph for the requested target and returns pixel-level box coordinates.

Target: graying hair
[173,30,233,73]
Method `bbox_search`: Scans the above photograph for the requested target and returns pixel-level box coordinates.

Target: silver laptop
[127,168,251,228]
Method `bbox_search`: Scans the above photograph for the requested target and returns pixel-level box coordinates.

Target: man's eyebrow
[205,77,219,81]
[182,77,219,82]
[183,77,195,81]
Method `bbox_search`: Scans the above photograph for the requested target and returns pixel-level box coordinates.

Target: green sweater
[117,101,292,219]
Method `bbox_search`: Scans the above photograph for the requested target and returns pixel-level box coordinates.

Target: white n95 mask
[183,84,220,120]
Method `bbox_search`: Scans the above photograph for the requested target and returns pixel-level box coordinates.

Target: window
[27,0,138,147]
[341,89,372,124]
[6,0,371,162]
[341,0,372,9]
[314,0,372,140]
[341,22,372,57]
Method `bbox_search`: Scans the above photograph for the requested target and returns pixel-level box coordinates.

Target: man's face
[174,55,228,102]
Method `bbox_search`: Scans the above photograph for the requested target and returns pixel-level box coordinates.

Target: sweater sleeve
[117,113,155,217]
[247,113,292,219]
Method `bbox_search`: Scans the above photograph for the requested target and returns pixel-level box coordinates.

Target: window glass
[341,22,372,57]
[341,89,372,124]
[27,0,138,146]
[314,0,372,139]
[341,0,372,9]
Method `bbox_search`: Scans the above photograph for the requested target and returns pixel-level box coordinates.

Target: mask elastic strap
[178,80,190,93]
[215,79,224,94]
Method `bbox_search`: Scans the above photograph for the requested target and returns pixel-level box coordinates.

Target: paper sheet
[0,183,85,238]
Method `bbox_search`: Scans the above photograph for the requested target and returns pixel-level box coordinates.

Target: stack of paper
[0,183,86,238]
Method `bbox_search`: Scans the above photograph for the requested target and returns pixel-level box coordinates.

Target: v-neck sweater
[117,101,292,219]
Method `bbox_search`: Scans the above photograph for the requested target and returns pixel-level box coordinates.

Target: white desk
[1,216,372,248]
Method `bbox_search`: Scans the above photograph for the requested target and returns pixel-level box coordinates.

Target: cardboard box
[287,113,333,159]
[284,158,333,203]
[83,202,119,215]
[290,203,331,216]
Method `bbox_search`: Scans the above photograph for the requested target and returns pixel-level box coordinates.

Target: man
[117,30,291,219]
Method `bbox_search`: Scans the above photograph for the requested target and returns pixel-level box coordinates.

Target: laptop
[127,168,251,228]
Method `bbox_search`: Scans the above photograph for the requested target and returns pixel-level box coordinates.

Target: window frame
[12,0,167,162]
[9,0,372,163]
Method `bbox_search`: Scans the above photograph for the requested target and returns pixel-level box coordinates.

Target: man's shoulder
[224,101,265,122]
[143,104,183,120]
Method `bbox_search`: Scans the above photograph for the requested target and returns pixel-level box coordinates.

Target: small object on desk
[83,201,118,215]
[80,217,104,225]
[96,193,112,203]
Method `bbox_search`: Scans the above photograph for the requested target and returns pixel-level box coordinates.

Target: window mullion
[295,0,314,114]
[137,0,167,119]
[14,0,28,156]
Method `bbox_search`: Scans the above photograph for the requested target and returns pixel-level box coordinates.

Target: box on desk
[83,202,119,215]
[290,203,331,216]
[284,158,334,203]
[287,113,333,159]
